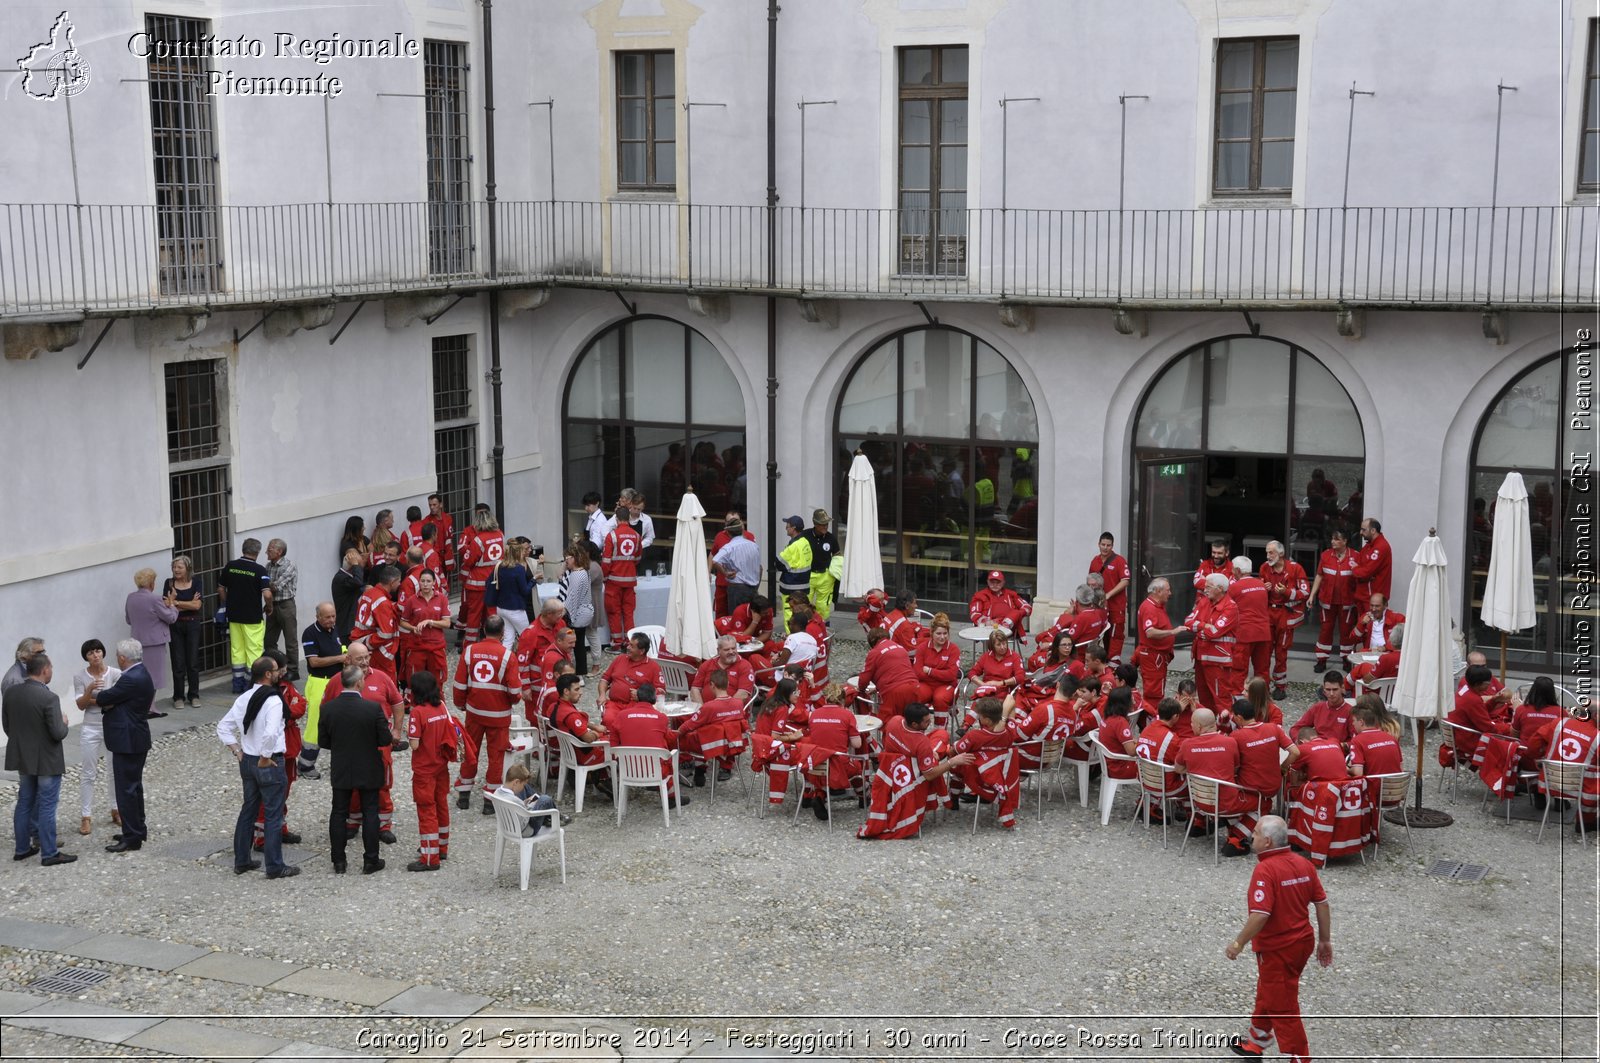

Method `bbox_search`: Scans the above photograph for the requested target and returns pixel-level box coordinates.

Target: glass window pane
[1290,457,1365,556]
[567,331,621,419]
[619,98,646,140]
[1476,358,1560,467]
[565,421,614,515]
[901,100,931,144]
[619,142,645,184]
[687,428,746,520]
[653,98,675,140]
[838,340,898,435]
[1218,41,1253,90]
[1263,40,1298,88]
[617,53,644,96]
[688,331,743,425]
[1260,140,1294,189]
[1216,142,1250,190]
[1263,91,1295,138]
[1208,338,1290,452]
[899,193,930,229]
[975,341,1037,443]
[1582,132,1599,188]
[901,147,931,189]
[1588,76,1599,128]
[1218,94,1252,139]
[903,329,972,439]
[653,52,673,92]
[901,48,932,85]
[939,146,967,191]
[632,425,685,561]
[940,100,967,145]
[1136,350,1203,449]
[1293,352,1364,457]
[653,143,675,185]
[940,46,968,84]
[625,318,685,422]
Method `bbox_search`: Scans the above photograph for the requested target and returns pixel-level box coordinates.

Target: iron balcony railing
[2,201,1597,317]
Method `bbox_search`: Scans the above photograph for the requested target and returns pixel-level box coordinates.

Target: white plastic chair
[1363,675,1397,700]
[608,745,681,826]
[655,657,696,700]
[488,789,566,890]
[1179,774,1251,865]
[627,625,667,657]
[552,729,608,813]
[1537,758,1595,845]
[1090,735,1141,826]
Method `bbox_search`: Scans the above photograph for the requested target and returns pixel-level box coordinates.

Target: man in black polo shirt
[803,508,840,623]
[218,540,272,694]
[298,601,349,780]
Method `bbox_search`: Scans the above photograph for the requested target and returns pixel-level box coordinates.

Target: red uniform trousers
[1105,609,1127,663]
[456,715,511,798]
[1232,640,1271,692]
[713,584,730,618]
[915,682,956,728]
[1192,658,1233,712]
[460,586,490,641]
[404,645,448,687]
[605,583,636,647]
[1315,604,1354,664]
[1134,645,1170,705]
[253,759,298,846]
[347,748,395,832]
[369,652,397,684]
[412,767,452,867]
[874,683,918,723]
[1247,936,1315,1062]
[1268,609,1302,686]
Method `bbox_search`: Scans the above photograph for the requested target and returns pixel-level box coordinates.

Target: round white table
[737,641,764,655]
[854,714,883,734]
[658,700,696,718]
[958,625,995,664]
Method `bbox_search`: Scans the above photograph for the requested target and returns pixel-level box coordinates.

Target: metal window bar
[425,40,473,277]
[169,463,232,673]
[145,14,221,296]
[434,424,478,547]
[164,360,221,464]
[432,335,473,422]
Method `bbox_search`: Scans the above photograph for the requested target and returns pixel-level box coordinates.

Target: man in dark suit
[94,639,155,852]
[320,663,392,874]
[2,653,76,865]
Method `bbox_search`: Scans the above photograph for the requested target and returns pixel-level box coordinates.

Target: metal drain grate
[27,966,112,994]
[1426,859,1491,882]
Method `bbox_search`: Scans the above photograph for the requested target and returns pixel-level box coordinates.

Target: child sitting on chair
[501,764,569,837]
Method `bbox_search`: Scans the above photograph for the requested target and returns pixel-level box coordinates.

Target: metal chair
[1537,758,1594,845]
[1438,721,1482,799]
[1554,685,1585,710]
[970,749,1016,834]
[626,624,667,657]
[1090,735,1142,826]
[796,749,872,830]
[1179,774,1251,865]
[488,789,567,890]
[1014,736,1068,821]
[607,745,681,827]
[1129,756,1188,848]
[1366,771,1414,853]
[552,729,608,813]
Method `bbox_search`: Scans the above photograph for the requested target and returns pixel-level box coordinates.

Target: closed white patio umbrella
[1389,529,1457,824]
[839,452,885,599]
[663,489,717,661]
[1479,471,1536,680]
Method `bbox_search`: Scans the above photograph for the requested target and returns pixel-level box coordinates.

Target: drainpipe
[482,0,507,520]
[765,0,779,604]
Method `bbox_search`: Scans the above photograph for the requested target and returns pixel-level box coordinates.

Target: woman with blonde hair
[125,566,178,703]
[912,613,962,727]
[162,555,205,707]
[1354,691,1402,737]
[370,508,398,566]
[488,539,536,645]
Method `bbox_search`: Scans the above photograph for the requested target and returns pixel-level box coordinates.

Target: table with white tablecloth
[538,573,672,642]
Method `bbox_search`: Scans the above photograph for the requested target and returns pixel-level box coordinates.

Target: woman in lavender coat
[125,567,179,698]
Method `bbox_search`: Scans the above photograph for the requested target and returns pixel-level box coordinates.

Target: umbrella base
[1388,807,1453,829]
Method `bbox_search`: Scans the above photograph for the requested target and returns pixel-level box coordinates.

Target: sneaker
[41,853,78,866]
[558,813,573,827]
[188,697,203,709]
[1228,1037,1264,1057]
[297,765,321,780]
[457,792,470,811]
[281,830,302,845]
[379,830,398,844]
[406,860,439,872]
[170,697,183,710]
[266,865,301,879]
[234,860,262,875]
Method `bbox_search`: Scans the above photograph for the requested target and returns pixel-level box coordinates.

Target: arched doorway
[1130,336,1365,630]
[833,326,1041,612]
[562,316,746,571]
[1466,349,1593,669]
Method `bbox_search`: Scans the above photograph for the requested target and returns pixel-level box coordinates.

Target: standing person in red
[1352,516,1393,604]
[676,670,750,788]
[967,571,1032,637]
[966,628,1027,696]
[363,569,403,683]
[1184,573,1239,711]
[398,570,451,690]
[1192,539,1234,594]
[1309,529,1357,673]
[609,684,688,807]
[858,628,920,722]
[856,703,972,840]
[1130,578,1179,705]
[1228,557,1272,696]
[451,615,523,816]
[1089,533,1131,662]
[1224,815,1333,1062]
[425,494,456,578]
[950,697,1020,827]
[1175,708,1261,857]
[457,506,505,644]
[514,600,570,692]
[912,615,963,728]
[404,672,457,871]
[1261,540,1310,699]
[600,507,643,651]
[322,641,405,844]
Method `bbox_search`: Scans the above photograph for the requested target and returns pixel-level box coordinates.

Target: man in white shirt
[621,488,656,551]
[217,657,299,879]
[582,491,611,553]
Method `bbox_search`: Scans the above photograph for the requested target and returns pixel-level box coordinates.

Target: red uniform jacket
[967,650,1026,687]
[602,655,663,699]
[610,703,676,750]
[1097,715,1138,778]
[366,598,401,669]
[601,523,643,584]
[1247,847,1326,953]
[324,667,404,722]
[1293,736,1349,782]
[677,695,749,758]
[1352,533,1393,601]
[1185,596,1239,667]
[460,529,505,590]
[1349,729,1403,776]
[953,723,1020,827]
[1192,558,1234,592]
[1527,717,1600,802]
[795,703,862,789]
[1227,576,1271,642]
[1233,723,1292,793]
[276,681,307,762]
[1293,700,1354,744]
[967,587,1031,629]
[860,639,918,696]
[1136,598,1174,654]
[400,591,450,649]
[549,700,605,766]
[912,637,962,686]
[451,639,523,722]
[1261,560,1311,623]
[1315,549,1357,607]
[514,619,570,690]
[350,585,388,641]
[858,716,942,840]
[408,700,459,774]
[1089,552,1130,611]
[429,511,457,572]
[1445,689,1512,763]
[1136,720,1181,766]
[883,610,924,654]
[1352,609,1406,651]
[691,656,756,701]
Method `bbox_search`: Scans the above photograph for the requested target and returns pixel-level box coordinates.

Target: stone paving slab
[175,950,308,987]
[0,914,96,951]
[258,1041,381,1062]
[5,997,165,1043]
[269,966,413,1006]
[61,931,211,972]
[379,984,494,1019]
[0,989,48,1016]
[126,1016,290,1059]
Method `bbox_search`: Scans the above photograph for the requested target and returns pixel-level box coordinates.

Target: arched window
[1131,336,1364,630]
[833,327,1040,611]
[563,317,746,569]
[1466,349,1592,668]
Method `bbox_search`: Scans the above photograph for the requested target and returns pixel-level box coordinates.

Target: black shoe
[693,767,707,788]
[457,792,470,810]
[1187,822,1211,838]
[41,853,77,866]
[12,846,40,861]
[281,830,302,845]
[105,840,142,853]
[800,796,815,809]
[717,767,732,782]
[379,830,398,844]
[362,859,385,874]
[593,778,614,802]
[1223,841,1251,858]
[298,766,321,780]
[234,860,262,875]
[331,860,347,874]
[145,711,167,719]
[813,799,830,821]
[1271,685,1288,700]
[1312,661,1327,674]
[266,865,301,879]
[674,794,691,808]
[406,860,439,872]
[1228,1035,1265,1057]
[481,799,495,816]
[957,793,978,805]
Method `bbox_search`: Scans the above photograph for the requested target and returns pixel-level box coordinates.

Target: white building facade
[1,0,1595,713]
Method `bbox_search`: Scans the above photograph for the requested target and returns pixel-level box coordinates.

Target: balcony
[2,201,1597,319]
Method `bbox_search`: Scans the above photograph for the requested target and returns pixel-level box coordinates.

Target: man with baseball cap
[803,509,840,622]
[776,515,814,632]
[968,570,1032,636]
[710,515,761,617]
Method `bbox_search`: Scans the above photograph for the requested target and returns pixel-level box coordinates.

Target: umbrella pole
[1390,715,1454,828]
[1499,631,1508,685]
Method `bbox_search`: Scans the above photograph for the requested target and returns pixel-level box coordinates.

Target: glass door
[1135,457,1205,627]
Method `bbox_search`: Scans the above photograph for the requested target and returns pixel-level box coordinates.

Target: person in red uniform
[1525,701,1600,833]
[676,670,750,787]
[794,689,865,820]
[966,628,1027,695]
[1035,586,1110,657]
[967,571,1031,636]
[1286,724,1371,864]
[1443,665,1514,768]
[913,614,963,727]
[1510,677,1564,771]
[1133,696,1188,817]
[708,512,755,617]
[1008,675,1078,771]
[1192,539,1235,593]
[949,697,1020,828]
[1350,593,1404,653]
[1230,697,1291,809]
[547,674,611,797]
[609,684,689,806]
[1019,632,1083,714]
[857,703,973,840]
[1243,676,1286,729]
[601,632,664,701]
[358,569,403,682]
[397,548,428,605]
[859,628,920,722]
[1097,689,1139,780]
[1261,540,1310,698]
[451,615,523,815]
[1287,725,1349,784]
[414,524,444,579]
[426,493,456,576]
[1055,681,1107,767]
[1292,675,1355,745]
[399,570,451,689]
[1184,573,1239,712]
[1175,708,1262,856]
[881,590,925,654]
[1224,815,1333,1062]
[1133,577,1179,705]
[1348,702,1404,778]
[690,637,756,705]
[1352,516,1393,604]
[600,509,643,651]
[1228,557,1272,697]
[458,507,505,643]
[323,641,405,842]
[1347,624,1403,695]
[750,680,807,805]
[514,600,569,690]
[1310,529,1357,672]
[404,671,458,870]
[529,628,578,710]
[1456,651,1507,700]
[1089,533,1132,662]
[855,589,888,635]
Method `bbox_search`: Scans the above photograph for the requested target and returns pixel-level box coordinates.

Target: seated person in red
[750,679,805,806]
[1455,650,1507,700]
[1170,678,1199,740]
[1174,708,1262,857]
[1058,678,1107,764]
[600,679,635,737]
[950,696,1021,828]
[1347,623,1403,696]
[795,684,865,821]
[857,703,972,840]
[676,669,750,788]
[547,673,611,799]
[1134,696,1189,819]
[1019,632,1084,714]
[690,636,757,705]
[855,589,888,635]
[1096,687,1139,781]
[602,632,664,702]
[1243,676,1286,730]
[1230,696,1292,806]
[857,627,920,722]
[1524,701,1600,833]
[1511,676,1564,770]
[967,628,1027,695]
[1287,725,1374,865]
[1443,664,1514,767]
[715,596,780,672]
[912,614,963,727]
[1348,699,1404,778]
[529,659,575,725]
[968,570,1032,635]
[1034,585,1108,655]
[609,683,688,805]
[1286,724,1350,786]
[882,589,926,654]
[1292,674,1355,745]
[1009,674,1080,770]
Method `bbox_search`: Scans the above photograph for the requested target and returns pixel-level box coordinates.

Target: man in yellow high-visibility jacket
[776,515,814,632]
